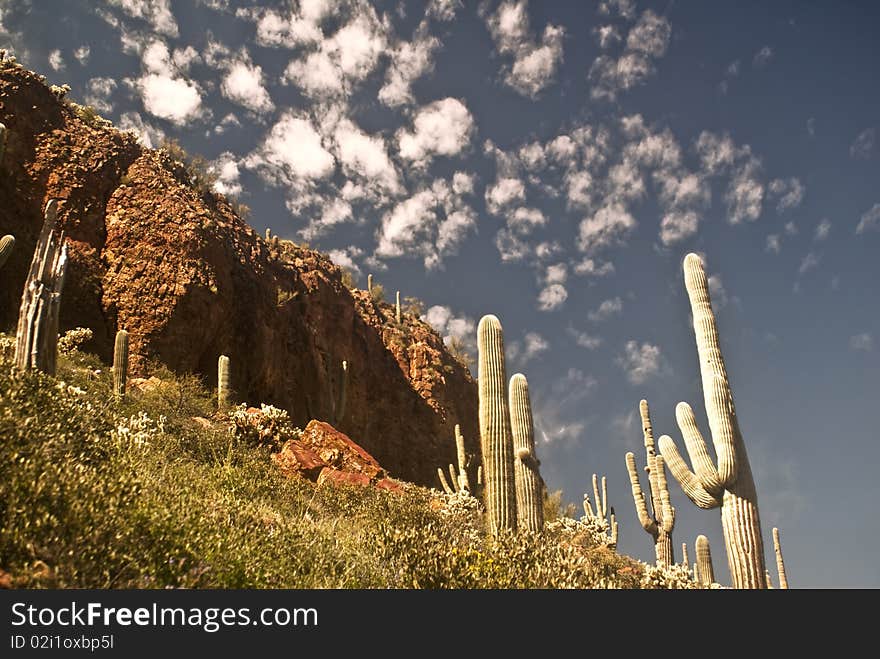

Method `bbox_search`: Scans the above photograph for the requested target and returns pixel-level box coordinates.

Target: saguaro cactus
[113,330,129,400]
[0,234,14,268]
[0,121,7,162]
[395,290,401,323]
[625,399,676,567]
[681,542,690,569]
[477,314,517,533]
[583,474,618,547]
[14,199,68,375]
[773,527,789,589]
[509,373,544,534]
[217,355,231,409]
[695,534,716,586]
[454,424,470,492]
[367,273,373,295]
[658,253,767,588]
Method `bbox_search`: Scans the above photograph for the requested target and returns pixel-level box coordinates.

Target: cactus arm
[773,527,789,589]
[696,534,715,586]
[683,253,738,486]
[437,467,454,495]
[610,513,618,547]
[658,434,722,509]
[582,493,594,518]
[655,455,675,533]
[591,473,602,520]
[0,234,14,268]
[681,542,690,569]
[675,402,723,495]
[639,399,662,517]
[626,451,657,535]
[601,475,608,519]
[454,424,470,492]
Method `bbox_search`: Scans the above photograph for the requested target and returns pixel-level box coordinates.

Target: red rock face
[0,63,480,486]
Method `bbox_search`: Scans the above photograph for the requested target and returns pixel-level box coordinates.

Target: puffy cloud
[426,0,463,22]
[108,0,179,37]
[398,97,474,166]
[84,77,117,114]
[768,177,805,213]
[752,45,773,68]
[595,25,621,49]
[588,297,623,322]
[221,60,274,114]
[48,49,64,71]
[209,152,242,198]
[485,177,526,215]
[333,119,400,194]
[798,251,820,275]
[422,304,475,352]
[301,198,353,240]
[707,274,728,312]
[485,0,566,98]
[537,283,568,311]
[626,9,671,56]
[695,131,739,174]
[246,112,335,184]
[508,206,546,233]
[725,162,764,223]
[521,331,549,363]
[544,263,567,284]
[118,111,165,148]
[567,326,603,350]
[659,210,699,245]
[73,45,91,65]
[379,26,440,107]
[139,74,203,125]
[850,127,876,159]
[577,202,637,254]
[598,0,636,20]
[849,333,874,352]
[814,218,832,242]
[856,203,880,234]
[327,246,364,278]
[617,340,663,384]
[573,258,615,277]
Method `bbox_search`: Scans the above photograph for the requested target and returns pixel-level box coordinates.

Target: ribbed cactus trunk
[395,291,401,323]
[367,274,373,295]
[509,373,544,534]
[14,199,68,375]
[217,355,231,410]
[695,534,715,586]
[0,234,14,268]
[454,424,470,492]
[113,330,129,400]
[625,399,675,567]
[0,121,6,162]
[477,314,516,534]
[773,527,789,589]
[658,253,766,588]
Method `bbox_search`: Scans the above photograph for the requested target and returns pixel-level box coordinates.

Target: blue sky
[2,0,878,587]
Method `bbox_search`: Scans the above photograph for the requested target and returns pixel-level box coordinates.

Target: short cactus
[773,527,789,589]
[0,234,14,268]
[658,253,767,588]
[367,273,373,295]
[583,474,618,548]
[217,355,231,409]
[395,290,401,323]
[14,199,68,375]
[113,329,129,400]
[695,534,715,586]
[509,373,544,533]
[681,542,690,569]
[454,424,470,492]
[477,314,517,533]
[625,399,676,567]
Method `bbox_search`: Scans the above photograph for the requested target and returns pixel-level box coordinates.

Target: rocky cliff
[0,59,479,487]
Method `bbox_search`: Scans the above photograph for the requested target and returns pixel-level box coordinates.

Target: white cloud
[625,9,671,56]
[333,119,400,194]
[398,97,474,166]
[522,331,549,363]
[849,333,873,352]
[798,251,820,275]
[379,26,439,107]
[850,128,876,159]
[595,25,621,49]
[753,45,773,68]
[537,283,568,311]
[725,162,764,223]
[327,246,364,278]
[694,131,739,175]
[485,0,565,98]
[577,202,637,254]
[422,305,475,352]
[118,111,165,148]
[588,297,623,322]
[573,258,615,277]
[814,218,832,242]
[301,198,353,240]
[485,177,526,215]
[221,60,274,114]
[567,326,603,350]
[74,45,91,65]
[138,74,203,125]
[768,177,805,213]
[765,234,781,254]
[426,0,463,22]
[108,0,179,37]
[544,263,567,284]
[246,112,335,183]
[659,210,699,245]
[209,152,242,197]
[707,274,728,312]
[617,340,663,384]
[508,206,546,233]
[856,203,880,234]
[48,49,65,71]
[84,77,117,114]
[598,0,636,20]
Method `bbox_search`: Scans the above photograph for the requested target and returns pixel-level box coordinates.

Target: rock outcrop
[0,60,478,486]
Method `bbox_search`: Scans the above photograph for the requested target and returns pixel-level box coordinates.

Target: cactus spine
[658,253,767,588]
[625,399,675,566]
[695,534,715,586]
[14,199,68,375]
[583,474,618,547]
[217,355,231,409]
[113,329,129,400]
[509,373,544,533]
[773,527,789,589]
[454,424,470,492]
[477,314,516,533]
[395,290,401,323]
[0,234,14,268]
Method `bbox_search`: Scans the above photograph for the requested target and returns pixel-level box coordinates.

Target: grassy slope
[0,333,696,589]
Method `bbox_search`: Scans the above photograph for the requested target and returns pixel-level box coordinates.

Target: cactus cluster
[625,399,675,567]
[14,199,68,375]
[658,253,767,588]
[582,474,618,547]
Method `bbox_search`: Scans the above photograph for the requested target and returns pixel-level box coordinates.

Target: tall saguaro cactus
[509,373,544,534]
[14,199,68,375]
[395,291,401,323]
[658,253,766,588]
[113,330,129,400]
[625,399,676,567]
[695,534,716,586]
[0,234,14,268]
[773,527,789,589]
[477,314,517,533]
[217,355,231,410]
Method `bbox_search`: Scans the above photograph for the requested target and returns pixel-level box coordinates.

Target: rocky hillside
[0,59,478,486]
